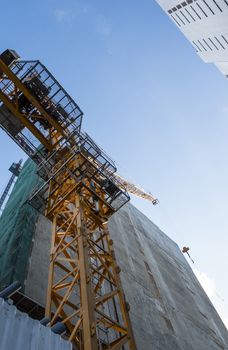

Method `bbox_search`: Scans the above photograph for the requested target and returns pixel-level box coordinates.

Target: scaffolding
[0,158,41,290]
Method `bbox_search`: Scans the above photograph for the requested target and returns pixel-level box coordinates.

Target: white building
[155,0,228,77]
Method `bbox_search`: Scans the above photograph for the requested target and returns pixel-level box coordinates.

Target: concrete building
[0,159,228,349]
[155,0,228,76]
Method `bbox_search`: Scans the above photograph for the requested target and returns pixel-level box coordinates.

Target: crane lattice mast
[0,159,22,211]
[0,49,137,350]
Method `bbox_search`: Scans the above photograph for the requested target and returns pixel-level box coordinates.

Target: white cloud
[222,317,228,329]
[193,268,228,329]
[53,9,76,24]
[96,14,111,38]
[54,9,68,22]
[193,268,216,298]
[221,106,228,114]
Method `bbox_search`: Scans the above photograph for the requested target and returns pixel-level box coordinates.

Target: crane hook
[182,246,194,264]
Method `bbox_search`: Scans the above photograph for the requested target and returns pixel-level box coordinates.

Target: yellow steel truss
[0,54,137,350]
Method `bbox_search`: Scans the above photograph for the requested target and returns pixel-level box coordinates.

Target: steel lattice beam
[0,51,137,350]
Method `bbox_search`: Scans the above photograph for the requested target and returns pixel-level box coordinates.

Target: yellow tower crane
[0,49,157,350]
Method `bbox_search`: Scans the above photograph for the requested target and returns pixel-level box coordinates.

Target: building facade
[155,0,228,76]
[0,159,228,349]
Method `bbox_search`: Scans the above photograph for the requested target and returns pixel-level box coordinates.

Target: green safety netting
[0,158,40,290]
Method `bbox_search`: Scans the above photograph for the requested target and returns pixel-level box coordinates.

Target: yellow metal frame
[0,58,137,350]
[44,153,136,349]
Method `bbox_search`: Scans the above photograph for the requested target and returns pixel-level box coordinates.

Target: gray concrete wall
[25,203,228,350]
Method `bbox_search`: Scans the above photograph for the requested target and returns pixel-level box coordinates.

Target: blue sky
[1,0,228,328]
